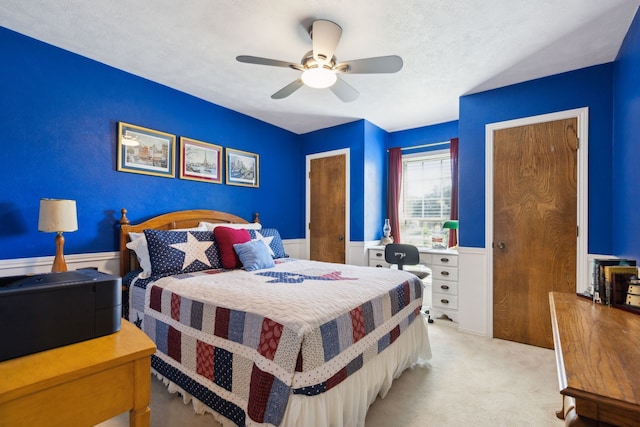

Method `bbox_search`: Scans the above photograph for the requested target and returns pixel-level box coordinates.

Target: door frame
[305,148,350,262]
[485,107,589,339]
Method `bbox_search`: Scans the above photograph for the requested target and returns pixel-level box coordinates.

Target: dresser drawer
[369,248,385,260]
[431,265,458,281]
[368,248,389,267]
[433,293,458,310]
[370,259,391,268]
[431,254,458,267]
[431,306,458,323]
[432,280,457,295]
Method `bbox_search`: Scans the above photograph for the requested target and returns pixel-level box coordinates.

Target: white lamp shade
[38,199,78,232]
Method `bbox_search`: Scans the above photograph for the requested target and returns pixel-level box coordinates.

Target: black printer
[0,269,121,361]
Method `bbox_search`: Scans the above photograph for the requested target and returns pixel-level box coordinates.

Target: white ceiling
[1,0,638,134]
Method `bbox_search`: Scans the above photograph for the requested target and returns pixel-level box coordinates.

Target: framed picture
[179,137,222,184]
[226,148,259,188]
[117,122,176,178]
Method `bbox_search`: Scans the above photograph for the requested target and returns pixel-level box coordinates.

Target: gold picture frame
[117,122,176,178]
[225,148,259,188]
[179,137,222,184]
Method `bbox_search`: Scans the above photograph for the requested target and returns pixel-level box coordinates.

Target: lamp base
[51,232,68,273]
[380,236,394,245]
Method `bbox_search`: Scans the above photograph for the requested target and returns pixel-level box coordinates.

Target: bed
[119,208,431,427]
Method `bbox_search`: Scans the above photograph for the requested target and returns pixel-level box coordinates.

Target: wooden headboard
[118,208,259,276]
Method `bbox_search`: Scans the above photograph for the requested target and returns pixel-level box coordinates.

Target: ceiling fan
[236,19,403,102]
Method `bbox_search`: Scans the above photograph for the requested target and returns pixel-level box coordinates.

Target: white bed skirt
[154,315,432,427]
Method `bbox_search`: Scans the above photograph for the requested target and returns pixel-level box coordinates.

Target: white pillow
[126,232,151,279]
[198,221,262,231]
[126,225,207,279]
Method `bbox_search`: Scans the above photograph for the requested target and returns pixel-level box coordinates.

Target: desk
[549,292,640,427]
[368,246,458,322]
[0,319,156,427]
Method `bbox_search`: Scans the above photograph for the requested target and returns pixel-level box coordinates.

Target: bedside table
[0,320,156,427]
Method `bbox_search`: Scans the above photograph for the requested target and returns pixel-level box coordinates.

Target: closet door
[309,154,346,263]
[493,118,577,349]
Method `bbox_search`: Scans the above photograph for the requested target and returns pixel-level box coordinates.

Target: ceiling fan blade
[236,55,303,71]
[311,20,342,65]
[335,55,403,74]
[329,76,359,102]
[271,79,304,99]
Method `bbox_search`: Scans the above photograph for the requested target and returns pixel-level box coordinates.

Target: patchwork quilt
[130,259,424,426]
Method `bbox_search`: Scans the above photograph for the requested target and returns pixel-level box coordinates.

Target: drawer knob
[441,271,450,276]
[440,257,450,263]
[376,252,382,257]
[441,299,450,304]
[441,284,449,290]
[376,264,383,268]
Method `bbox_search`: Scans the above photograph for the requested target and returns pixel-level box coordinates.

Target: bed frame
[118,208,259,277]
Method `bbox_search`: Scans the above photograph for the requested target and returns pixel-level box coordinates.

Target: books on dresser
[626,279,640,308]
[592,259,636,305]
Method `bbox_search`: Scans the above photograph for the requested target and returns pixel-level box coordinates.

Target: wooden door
[493,118,577,349]
[309,155,346,263]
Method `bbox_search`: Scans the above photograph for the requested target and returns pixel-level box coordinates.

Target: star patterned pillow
[249,228,288,259]
[144,229,222,277]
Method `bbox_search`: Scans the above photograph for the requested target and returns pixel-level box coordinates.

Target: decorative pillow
[233,240,275,271]
[199,221,262,231]
[144,229,221,277]
[213,226,251,269]
[126,225,206,279]
[249,228,288,259]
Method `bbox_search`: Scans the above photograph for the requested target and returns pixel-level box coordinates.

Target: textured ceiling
[1,0,638,134]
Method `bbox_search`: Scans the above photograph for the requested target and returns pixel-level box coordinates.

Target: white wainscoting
[0,252,120,277]
[0,239,308,278]
[283,239,375,266]
[457,246,489,337]
[282,239,306,260]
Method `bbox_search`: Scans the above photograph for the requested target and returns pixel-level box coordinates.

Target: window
[400,149,451,247]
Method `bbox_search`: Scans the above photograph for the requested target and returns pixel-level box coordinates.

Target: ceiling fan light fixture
[301,67,337,89]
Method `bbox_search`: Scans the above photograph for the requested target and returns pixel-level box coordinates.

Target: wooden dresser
[0,319,155,427]
[549,292,640,427]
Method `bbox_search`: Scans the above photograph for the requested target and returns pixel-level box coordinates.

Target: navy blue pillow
[234,239,275,271]
[249,228,288,259]
[144,230,221,277]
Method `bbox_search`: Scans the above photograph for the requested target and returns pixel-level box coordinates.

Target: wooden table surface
[0,319,156,427]
[549,292,640,426]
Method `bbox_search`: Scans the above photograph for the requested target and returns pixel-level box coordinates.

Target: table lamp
[38,198,78,272]
[442,220,458,249]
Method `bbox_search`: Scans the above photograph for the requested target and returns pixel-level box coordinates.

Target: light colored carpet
[98,318,564,427]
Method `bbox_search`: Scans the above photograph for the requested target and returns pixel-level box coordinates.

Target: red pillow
[213,226,251,269]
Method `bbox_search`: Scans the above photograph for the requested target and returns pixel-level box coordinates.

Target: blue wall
[4,11,640,263]
[613,10,640,261]
[0,26,303,260]
[363,121,388,241]
[458,64,614,253]
[388,120,458,153]
[301,119,460,243]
